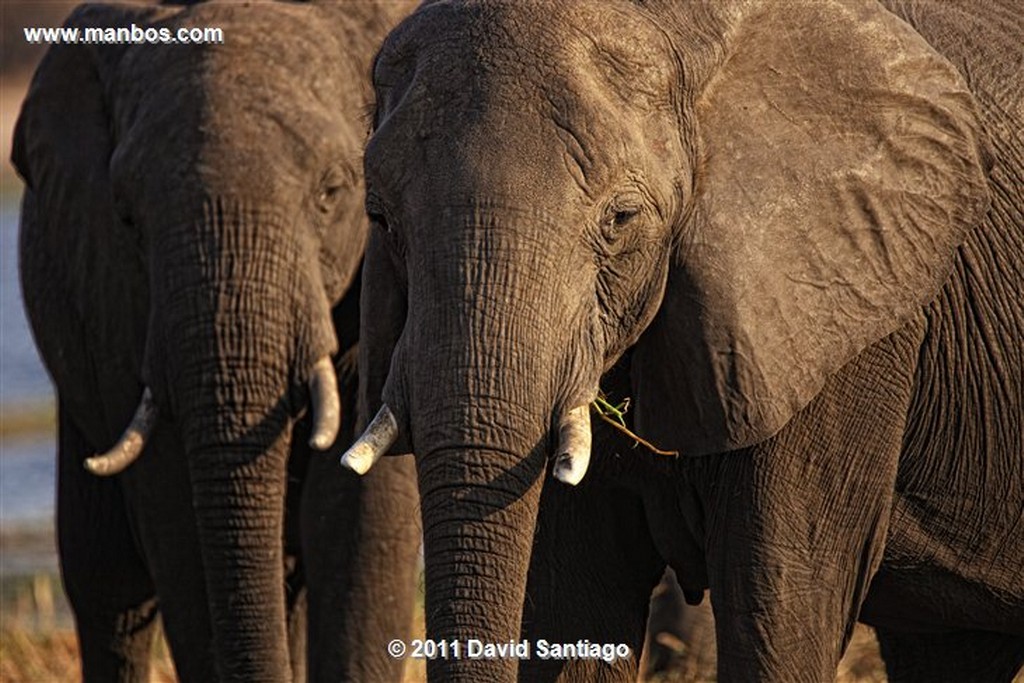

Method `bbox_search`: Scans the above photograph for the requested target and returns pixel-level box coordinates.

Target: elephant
[343,0,1024,681]
[13,1,420,681]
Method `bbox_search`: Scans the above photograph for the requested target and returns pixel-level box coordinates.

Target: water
[1,199,56,528]
[0,436,54,523]
[1,203,51,404]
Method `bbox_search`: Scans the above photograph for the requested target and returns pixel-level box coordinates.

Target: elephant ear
[633,0,990,455]
[12,3,162,190]
[13,4,172,445]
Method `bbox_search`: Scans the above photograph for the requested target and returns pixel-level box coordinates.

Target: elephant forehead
[117,6,352,123]
[378,0,672,111]
[112,8,360,191]
[371,1,675,201]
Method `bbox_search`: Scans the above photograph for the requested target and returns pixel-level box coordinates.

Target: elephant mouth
[83,354,342,476]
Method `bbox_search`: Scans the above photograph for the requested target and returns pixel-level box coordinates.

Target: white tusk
[84,388,158,476]
[340,404,398,475]
[308,356,341,450]
[552,405,592,486]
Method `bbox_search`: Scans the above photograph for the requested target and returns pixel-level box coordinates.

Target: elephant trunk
[187,430,292,681]
[413,380,549,681]
[150,198,337,680]
[418,436,546,681]
[397,227,582,679]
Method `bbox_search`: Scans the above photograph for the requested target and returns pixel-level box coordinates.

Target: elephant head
[13,2,402,678]
[348,0,992,679]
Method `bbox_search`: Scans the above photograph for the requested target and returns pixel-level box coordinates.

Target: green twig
[593,395,629,427]
[590,397,678,457]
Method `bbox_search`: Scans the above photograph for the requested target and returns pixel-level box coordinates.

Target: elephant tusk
[84,388,158,476]
[340,404,398,475]
[308,356,341,450]
[552,404,592,486]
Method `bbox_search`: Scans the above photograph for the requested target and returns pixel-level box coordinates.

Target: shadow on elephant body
[521,452,666,682]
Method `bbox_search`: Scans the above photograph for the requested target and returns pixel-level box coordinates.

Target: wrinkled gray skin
[13,2,419,681]
[357,0,1024,680]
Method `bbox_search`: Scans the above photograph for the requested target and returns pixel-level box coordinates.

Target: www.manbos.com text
[24,24,224,45]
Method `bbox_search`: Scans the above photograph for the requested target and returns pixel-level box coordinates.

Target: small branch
[594,395,627,426]
[590,404,679,457]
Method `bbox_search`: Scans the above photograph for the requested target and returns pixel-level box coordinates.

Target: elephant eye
[369,210,405,258]
[368,211,390,233]
[601,204,641,242]
[316,164,353,213]
[318,186,340,208]
[613,209,639,227]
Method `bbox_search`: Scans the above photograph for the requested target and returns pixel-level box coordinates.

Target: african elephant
[13,1,419,681]
[343,0,1024,680]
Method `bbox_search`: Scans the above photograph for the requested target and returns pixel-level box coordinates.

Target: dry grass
[0,571,176,682]
[1,627,85,683]
[836,626,887,683]
[0,627,178,683]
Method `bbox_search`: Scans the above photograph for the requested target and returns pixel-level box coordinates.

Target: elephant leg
[118,422,217,683]
[519,474,665,683]
[691,327,923,682]
[285,453,308,683]
[875,628,1024,682]
[57,402,159,683]
[284,553,307,683]
[301,453,420,682]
